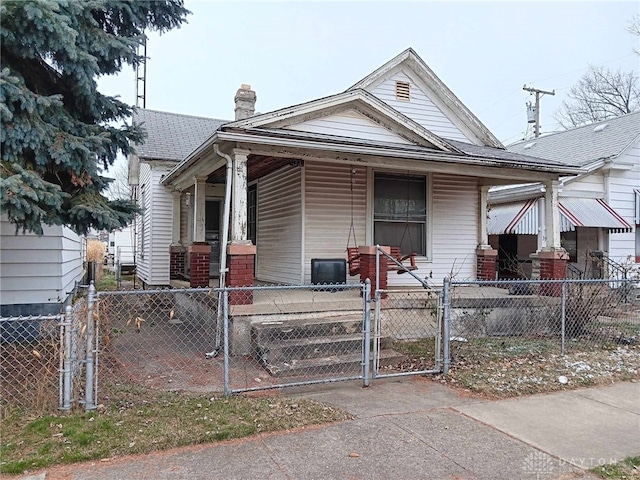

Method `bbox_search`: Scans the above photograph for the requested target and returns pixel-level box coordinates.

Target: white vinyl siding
[606,146,640,265]
[137,162,175,286]
[429,174,479,282]
[304,163,367,284]
[368,71,471,143]
[136,162,152,283]
[0,217,84,309]
[256,166,303,284]
[562,172,605,197]
[284,110,414,145]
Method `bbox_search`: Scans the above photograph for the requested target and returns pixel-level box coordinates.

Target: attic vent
[524,142,536,150]
[594,123,609,132]
[395,81,411,101]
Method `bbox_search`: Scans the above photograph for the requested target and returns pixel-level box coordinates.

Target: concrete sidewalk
[28,379,639,480]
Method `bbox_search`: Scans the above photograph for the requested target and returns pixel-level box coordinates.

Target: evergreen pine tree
[1,0,189,234]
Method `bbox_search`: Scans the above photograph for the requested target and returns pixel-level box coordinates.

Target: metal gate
[371,246,445,378]
[372,287,444,378]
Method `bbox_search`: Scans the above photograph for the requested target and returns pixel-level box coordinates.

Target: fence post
[223,289,230,397]
[561,281,567,355]
[442,277,451,374]
[61,305,73,411]
[85,282,97,411]
[362,279,371,388]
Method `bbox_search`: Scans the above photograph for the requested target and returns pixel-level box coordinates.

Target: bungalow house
[0,217,85,316]
[130,48,581,299]
[488,111,640,279]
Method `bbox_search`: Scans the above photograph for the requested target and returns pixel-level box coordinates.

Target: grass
[592,456,640,479]
[390,337,640,398]
[1,384,351,475]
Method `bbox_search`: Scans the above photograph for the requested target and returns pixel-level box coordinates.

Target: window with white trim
[373,173,427,256]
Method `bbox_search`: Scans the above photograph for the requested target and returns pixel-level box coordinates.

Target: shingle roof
[507,112,640,168]
[132,109,228,161]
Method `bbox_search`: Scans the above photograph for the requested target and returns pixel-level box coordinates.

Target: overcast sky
[99,1,639,149]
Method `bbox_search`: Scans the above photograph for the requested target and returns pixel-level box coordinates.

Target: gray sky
[99,1,639,148]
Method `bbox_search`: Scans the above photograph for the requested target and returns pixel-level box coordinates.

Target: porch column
[359,246,389,299]
[540,180,568,295]
[189,177,210,288]
[169,191,186,280]
[529,197,547,280]
[476,186,497,281]
[228,149,255,304]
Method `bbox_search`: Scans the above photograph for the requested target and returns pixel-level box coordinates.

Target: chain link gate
[370,246,446,378]
[222,283,370,395]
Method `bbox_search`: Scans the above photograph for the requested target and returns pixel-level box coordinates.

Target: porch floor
[168,279,517,316]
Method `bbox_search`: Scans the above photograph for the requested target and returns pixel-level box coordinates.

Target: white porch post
[537,197,546,251]
[231,148,251,244]
[478,185,490,247]
[543,180,561,250]
[193,176,207,243]
[171,191,181,245]
[476,185,497,281]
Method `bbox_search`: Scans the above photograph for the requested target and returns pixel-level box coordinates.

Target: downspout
[214,144,233,288]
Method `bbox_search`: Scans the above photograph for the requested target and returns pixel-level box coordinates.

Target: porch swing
[346,169,418,276]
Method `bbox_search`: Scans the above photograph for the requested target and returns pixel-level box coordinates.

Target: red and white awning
[488,198,633,235]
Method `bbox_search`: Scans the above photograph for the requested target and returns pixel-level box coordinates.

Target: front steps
[251,314,405,377]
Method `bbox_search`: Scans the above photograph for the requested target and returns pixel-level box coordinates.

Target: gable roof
[221,89,461,153]
[508,111,640,168]
[132,109,228,161]
[347,48,503,149]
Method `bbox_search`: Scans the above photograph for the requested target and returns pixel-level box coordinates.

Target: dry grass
[86,240,105,263]
[0,384,351,475]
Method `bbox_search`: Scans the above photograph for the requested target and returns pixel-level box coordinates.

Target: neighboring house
[130,48,579,296]
[0,216,85,316]
[108,224,136,269]
[488,111,640,279]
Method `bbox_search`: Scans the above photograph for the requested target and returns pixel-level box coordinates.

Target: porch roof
[162,126,583,188]
[488,198,633,235]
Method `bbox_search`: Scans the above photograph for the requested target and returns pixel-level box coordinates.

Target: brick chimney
[234,84,256,120]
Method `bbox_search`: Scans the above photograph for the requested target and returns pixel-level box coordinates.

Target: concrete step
[251,315,363,344]
[257,334,395,365]
[264,349,406,377]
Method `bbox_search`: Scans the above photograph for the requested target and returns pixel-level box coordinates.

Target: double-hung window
[373,173,427,256]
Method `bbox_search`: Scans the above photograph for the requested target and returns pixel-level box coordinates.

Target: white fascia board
[219,131,580,178]
[225,89,459,153]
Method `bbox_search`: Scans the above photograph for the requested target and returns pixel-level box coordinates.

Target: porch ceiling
[206,156,291,183]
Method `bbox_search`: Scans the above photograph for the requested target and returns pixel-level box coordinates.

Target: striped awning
[488,198,633,235]
[559,198,633,233]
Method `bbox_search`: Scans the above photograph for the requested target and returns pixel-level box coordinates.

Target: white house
[0,216,85,316]
[130,48,580,297]
[488,111,640,279]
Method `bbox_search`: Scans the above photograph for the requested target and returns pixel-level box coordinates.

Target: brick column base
[539,249,569,297]
[169,244,186,280]
[358,246,389,299]
[476,248,498,281]
[227,244,256,305]
[188,243,211,288]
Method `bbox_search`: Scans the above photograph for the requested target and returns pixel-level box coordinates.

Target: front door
[206,199,221,277]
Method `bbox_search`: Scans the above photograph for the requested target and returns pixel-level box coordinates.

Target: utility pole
[523,85,555,138]
[135,36,147,108]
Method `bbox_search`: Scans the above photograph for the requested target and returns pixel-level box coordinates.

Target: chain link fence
[95,288,221,398]
[373,288,443,378]
[223,283,368,394]
[447,278,640,357]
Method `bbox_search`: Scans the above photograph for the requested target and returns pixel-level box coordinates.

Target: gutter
[213,145,233,288]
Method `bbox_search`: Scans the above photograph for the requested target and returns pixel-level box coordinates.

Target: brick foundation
[169,244,186,280]
[476,248,498,281]
[226,244,256,305]
[188,243,211,288]
[539,249,569,297]
[358,246,389,299]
